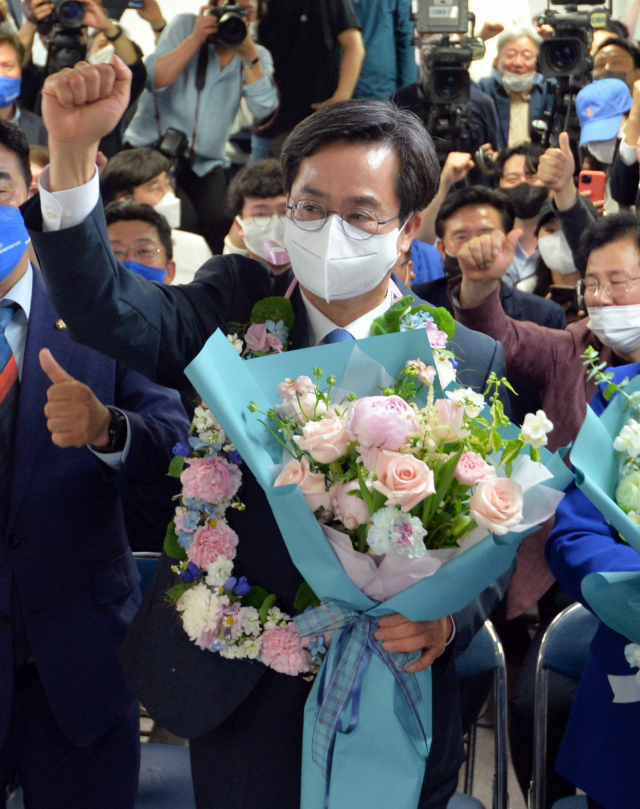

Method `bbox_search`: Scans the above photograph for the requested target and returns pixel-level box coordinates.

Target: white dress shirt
[301,286,393,346]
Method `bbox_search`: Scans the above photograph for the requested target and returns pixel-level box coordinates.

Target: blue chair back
[530,603,599,809]
[133,552,161,599]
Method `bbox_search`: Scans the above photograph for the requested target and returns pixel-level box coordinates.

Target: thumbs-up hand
[40,348,112,448]
[537,131,575,192]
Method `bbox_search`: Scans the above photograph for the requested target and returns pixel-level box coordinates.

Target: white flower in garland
[177,583,227,642]
[239,637,263,659]
[227,333,243,354]
[264,606,288,629]
[205,555,234,588]
[240,606,261,637]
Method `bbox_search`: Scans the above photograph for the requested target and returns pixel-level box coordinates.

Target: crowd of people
[0,0,639,808]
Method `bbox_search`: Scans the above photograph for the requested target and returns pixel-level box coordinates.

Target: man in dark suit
[0,28,47,147]
[23,59,513,809]
[0,118,191,807]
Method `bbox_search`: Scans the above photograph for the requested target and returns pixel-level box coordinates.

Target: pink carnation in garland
[260,624,312,675]
[180,456,242,503]
[187,523,239,568]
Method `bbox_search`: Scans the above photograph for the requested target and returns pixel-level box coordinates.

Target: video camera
[208,1,248,47]
[36,0,87,74]
[535,1,611,146]
[414,0,485,164]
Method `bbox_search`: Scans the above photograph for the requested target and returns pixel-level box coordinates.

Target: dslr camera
[208,1,248,47]
[38,0,87,72]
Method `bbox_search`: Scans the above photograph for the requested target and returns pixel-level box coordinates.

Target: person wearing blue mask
[0,28,46,147]
[104,201,176,285]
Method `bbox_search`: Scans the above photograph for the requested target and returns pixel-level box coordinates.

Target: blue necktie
[321,329,355,345]
[0,302,19,516]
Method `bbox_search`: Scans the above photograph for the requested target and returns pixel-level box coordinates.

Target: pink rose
[331,480,372,529]
[426,321,448,349]
[187,523,239,568]
[180,456,242,504]
[260,623,312,675]
[372,450,436,512]
[278,376,315,399]
[454,452,497,487]
[469,478,524,536]
[293,416,349,463]
[406,359,436,385]
[265,334,283,353]
[245,324,283,353]
[346,395,420,451]
[434,399,465,440]
[273,456,330,512]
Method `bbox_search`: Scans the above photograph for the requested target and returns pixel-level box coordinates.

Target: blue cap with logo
[577,78,632,145]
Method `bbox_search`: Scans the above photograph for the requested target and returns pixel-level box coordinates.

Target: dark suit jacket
[610,144,639,208]
[23,198,512,791]
[16,105,47,147]
[0,267,189,749]
[478,74,556,151]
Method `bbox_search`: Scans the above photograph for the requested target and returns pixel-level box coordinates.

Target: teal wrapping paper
[571,375,640,642]
[184,328,569,809]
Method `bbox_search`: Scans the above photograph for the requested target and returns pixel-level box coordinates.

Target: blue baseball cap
[577,78,632,145]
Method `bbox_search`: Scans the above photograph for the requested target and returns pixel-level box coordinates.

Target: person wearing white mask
[100,148,212,284]
[479,27,556,149]
[23,70,514,809]
[223,158,291,274]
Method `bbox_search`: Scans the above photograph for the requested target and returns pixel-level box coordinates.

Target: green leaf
[167,454,186,478]
[603,382,618,401]
[259,593,277,625]
[491,430,502,452]
[530,446,541,463]
[166,581,192,605]
[294,582,321,613]
[243,585,269,610]
[164,522,187,560]
[371,296,414,335]
[422,448,463,526]
[357,465,376,513]
[500,438,524,468]
[250,296,295,333]
[411,304,456,340]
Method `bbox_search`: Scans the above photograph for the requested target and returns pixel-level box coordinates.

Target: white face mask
[587,304,640,353]
[538,230,577,276]
[153,191,182,230]
[587,138,617,166]
[501,70,536,94]
[238,214,288,265]
[284,215,403,303]
[89,43,116,66]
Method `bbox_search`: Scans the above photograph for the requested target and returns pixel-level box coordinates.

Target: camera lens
[548,40,579,73]
[57,0,85,28]
[432,68,469,104]
[217,13,247,47]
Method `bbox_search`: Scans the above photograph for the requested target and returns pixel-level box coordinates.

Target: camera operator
[479,27,556,149]
[124,1,277,254]
[391,38,502,152]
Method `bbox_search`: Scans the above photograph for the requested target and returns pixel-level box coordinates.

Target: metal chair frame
[529,603,595,809]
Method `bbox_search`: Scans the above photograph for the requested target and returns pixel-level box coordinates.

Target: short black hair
[0,26,24,65]
[595,36,640,69]
[104,201,173,260]
[281,99,440,221]
[495,143,544,180]
[435,186,515,240]
[576,211,640,276]
[0,119,31,191]
[227,158,285,217]
[100,148,170,204]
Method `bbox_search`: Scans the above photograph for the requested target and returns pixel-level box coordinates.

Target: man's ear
[234,216,245,240]
[163,260,176,285]
[397,212,422,254]
[436,238,446,261]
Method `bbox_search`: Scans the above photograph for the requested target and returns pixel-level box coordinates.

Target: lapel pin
[55,319,66,330]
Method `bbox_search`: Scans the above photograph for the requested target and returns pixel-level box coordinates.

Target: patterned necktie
[321,328,355,345]
[0,302,19,516]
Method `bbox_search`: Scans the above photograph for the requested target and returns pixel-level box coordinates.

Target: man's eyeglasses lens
[250,214,288,227]
[577,277,640,299]
[114,248,162,263]
[289,200,383,241]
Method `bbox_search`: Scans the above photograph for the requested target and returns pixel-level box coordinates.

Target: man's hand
[40,348,112,448]
[537,131,574,192]
[311,94,349,111]
[375,614,453,673]
[27,0,55,23]
[42,58,131,149]
[136,0,166,29]
[478,21,504,41]
[457,228,522,281]
[441,151,475,189]
[189,5,218,47]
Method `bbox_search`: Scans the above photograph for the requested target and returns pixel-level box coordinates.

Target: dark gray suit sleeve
[554,192,596,270]
[610,148,639,207]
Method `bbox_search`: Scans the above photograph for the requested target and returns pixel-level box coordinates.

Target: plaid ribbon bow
[294,602,426,780]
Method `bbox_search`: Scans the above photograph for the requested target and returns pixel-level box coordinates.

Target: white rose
[176,583,225,642]
[616,470,640,514]
[614,420,640,459]
[521,410,554,449]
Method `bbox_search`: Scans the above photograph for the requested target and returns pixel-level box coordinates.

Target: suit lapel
[288,285,311,349]
[8,270,75,530]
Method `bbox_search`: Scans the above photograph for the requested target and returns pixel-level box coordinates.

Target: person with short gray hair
[480,26,556,147]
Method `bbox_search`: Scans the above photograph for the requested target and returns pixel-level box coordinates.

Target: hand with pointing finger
[40,348,112,448]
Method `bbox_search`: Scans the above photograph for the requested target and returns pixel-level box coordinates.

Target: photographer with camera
[479,27,556,149]
[124,1,277,254]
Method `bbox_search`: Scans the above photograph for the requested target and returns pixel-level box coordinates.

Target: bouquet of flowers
[168,324,568,809]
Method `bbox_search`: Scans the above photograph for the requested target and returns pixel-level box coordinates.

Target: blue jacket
[0,268,190,749]
[352,0,417,98]
[479,72,556,151]
[545,362,640,809]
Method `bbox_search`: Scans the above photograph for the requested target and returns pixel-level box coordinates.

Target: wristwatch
[105,23,124,42]
[241,56,260,70]
[90,407,128,454]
